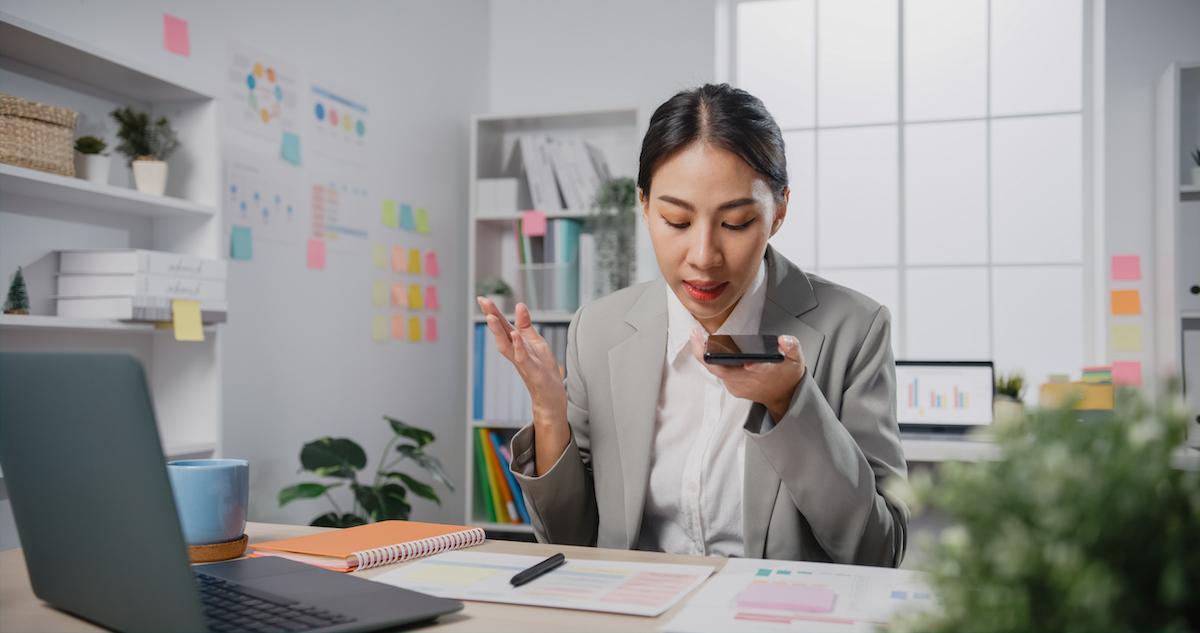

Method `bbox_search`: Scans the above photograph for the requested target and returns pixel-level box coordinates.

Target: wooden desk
[0,522,726,633]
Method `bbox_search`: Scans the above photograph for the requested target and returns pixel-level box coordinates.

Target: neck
[694,297,739,334]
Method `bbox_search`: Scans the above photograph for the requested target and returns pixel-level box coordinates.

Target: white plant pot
[132,160,168,196]
[1191,166,1200,186]
[73,153,110,185]
[485,294,510,313]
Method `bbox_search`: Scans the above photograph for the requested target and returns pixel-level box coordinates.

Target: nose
[685,223,722,271]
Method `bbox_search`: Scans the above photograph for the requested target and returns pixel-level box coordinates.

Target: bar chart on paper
[663,559,935,633]
[895,364,994,426]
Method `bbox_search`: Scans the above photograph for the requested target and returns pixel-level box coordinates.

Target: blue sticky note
[399,203,415,231]
[230,225,253,261]
[280,132,302,166]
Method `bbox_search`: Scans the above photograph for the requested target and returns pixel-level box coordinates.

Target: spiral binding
[351,527,486,571]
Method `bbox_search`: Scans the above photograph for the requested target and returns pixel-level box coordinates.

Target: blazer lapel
[609,281,668,548]
[743,247,826,558]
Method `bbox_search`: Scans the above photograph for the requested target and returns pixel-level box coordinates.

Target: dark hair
[638,83,788,202]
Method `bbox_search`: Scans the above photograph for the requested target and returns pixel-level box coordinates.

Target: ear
[639,187,651,220]
[770,187,790,237]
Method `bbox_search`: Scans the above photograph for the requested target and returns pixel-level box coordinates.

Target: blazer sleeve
[507,308,599,546]
[744,305,909,567]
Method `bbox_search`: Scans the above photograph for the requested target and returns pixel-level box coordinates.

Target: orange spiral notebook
[250,520,486,572]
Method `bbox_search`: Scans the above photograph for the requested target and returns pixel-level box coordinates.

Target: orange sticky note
[425,251,440,278]
[390,315,405,340]
[171,299,204,342]
[391,246,406,273]
[522,210,547,236]
[408,284,424,310]
[391,283,406,307]
[1111,255,1141,281]
[425,285,439,310]
[163,14,189,57]
[1112,361,1142,386]
[307,239,325,270]
[425,317,438,342]
[408,249,421,275]
[1110,289,1141,316]
[408,316,422,342]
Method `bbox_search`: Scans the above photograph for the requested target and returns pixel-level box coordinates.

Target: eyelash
[663,219,756,231]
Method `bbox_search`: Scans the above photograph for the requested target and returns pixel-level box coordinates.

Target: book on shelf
[55,249,228,323]
[489,430,531,524]
[56,274,226,302]
[473,428,530,526]
[55,296,228,323]
[58,249,227,280]
[505,135,612,214]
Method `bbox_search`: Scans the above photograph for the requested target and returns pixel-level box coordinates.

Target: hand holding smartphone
[703,334,785,365]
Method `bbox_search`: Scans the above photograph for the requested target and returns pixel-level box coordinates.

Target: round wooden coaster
[188,534,248,563]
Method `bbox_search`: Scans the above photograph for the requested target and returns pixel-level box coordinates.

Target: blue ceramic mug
[166,459,249,546]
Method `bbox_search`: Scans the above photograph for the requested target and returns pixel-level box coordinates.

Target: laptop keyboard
[196,572,356,632]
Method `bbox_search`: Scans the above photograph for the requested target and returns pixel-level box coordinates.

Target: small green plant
[4,267,30,315]
[74,135,107,155]
[279,416,453,528]
[1191,147,1200,167]
[476,277,513,297]
[995,371,1025,402]
[587,177,638,294]
[110,107,179,164]
[890,387,1200,632]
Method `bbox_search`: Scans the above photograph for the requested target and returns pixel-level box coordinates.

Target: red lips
[682,280,728,302]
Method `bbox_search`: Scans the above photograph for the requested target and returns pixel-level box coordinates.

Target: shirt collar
[665,259,769,363]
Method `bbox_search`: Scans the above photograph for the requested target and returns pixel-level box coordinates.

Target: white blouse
[635,262,768,557]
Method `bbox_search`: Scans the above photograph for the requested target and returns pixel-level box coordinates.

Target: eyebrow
[656,195,758,212]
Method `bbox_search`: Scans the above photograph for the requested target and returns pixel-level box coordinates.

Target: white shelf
[476,209,594,222]
[469,419,527,430]
[472,521,535,534]
[472,311,575,324]
[0,164,216,219]
[1181,184,1200,194]
[0,314,217,334]
[900,436,1001,462]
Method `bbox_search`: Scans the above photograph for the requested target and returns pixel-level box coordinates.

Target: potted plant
[476,277,513,313]
[110,106,179,196]
[1191,147,1200,186]
[993,371,1025,421]
[73,135,110,184]
[4,267,30,315]
[278,416,453,527]
[587,177,638,297]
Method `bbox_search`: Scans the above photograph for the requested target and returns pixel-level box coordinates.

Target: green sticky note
[382,200,398,228]
[415,207,430,234]
[230,225,253,261]
[280,132,302,166]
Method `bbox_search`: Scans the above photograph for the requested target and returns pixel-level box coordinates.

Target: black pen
[510,553,566,587]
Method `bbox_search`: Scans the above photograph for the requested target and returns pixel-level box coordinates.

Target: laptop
[0,353,463,633]
[895,360,995,434]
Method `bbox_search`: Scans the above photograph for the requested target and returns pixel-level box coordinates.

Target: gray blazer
[509,246,909,566]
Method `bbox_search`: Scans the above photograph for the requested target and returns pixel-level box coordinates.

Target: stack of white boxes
[55,249,228,323]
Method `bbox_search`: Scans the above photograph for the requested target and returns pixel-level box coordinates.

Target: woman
[476,84,908,567]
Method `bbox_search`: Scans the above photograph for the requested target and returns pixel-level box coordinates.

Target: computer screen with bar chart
[895,361,995,429]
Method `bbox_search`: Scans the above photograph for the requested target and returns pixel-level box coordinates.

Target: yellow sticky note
[408,283,424,310]
[372,316,388,342]
[381,200,398,227]
[415,207,430,234]
[372,243,387,269]
[1110,324,1143,353]
[408,249,421,275]
[1110,290,1141,316]
[171,299,204,342]
[408,316,422,342]
[372,281,387,307]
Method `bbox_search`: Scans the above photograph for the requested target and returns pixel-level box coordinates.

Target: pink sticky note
[425,285,439,310]
[425,251,440,278]
[425,317,439,342]
[163,14,190,57]
[391,246,406,273]
[521,210,547,237]
[307,238,325,270]
[1112,361,1143,386]
[1111,255,1141,281]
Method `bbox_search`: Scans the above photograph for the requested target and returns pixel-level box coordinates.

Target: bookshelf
[464,107,640,536]
[0,13,222,459]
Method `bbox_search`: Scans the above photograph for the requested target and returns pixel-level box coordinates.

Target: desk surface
[0,522,726,633]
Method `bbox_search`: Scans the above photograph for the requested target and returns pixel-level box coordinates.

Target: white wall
[488,0,720,282]
[1103,0,1200,379]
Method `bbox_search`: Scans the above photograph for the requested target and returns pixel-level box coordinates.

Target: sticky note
[230,225,253,261]
[163,14,189,57]
[307,239,325,269]
[1111,255,1141,281]
[424,251,439,278]
[415,207,430,234]
[381,200,398,228]
[391,246,406,273]
[391,315,405,340]
[280,132,302,166]
[425,285,439,310]
[372,243,387,269]
[522,210,547,236]
[171,299,204,342]
[1110,289,1141,316]
[399,204,416,231]
[372,281,387,307]
[391,283,406,307]
[1112,360,1142,386]
[372,316,388,342]
[408,284,424,310]
[425,317,438,342]
[1110,324,1143,353]
[408,249,422,275]
[408,316,422,342]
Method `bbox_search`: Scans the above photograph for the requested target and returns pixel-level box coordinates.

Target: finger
[515,302,534,331]
[485,315,514,356]
[477,296,515,334]
[778,335,802,363]
[510,330,527,365]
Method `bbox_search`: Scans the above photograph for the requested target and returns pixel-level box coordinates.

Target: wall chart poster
[310,171,370,251]
[309,82,368,162]
[226,45,300,140]
[225,157,302,244]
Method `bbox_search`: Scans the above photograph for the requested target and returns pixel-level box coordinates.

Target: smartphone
[703,334,785,365]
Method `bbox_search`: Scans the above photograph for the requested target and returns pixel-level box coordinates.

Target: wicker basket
[0,92,79,177]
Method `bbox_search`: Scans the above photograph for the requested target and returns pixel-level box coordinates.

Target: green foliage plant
[587,177,638,294]
[110,107,179,164]
[995,371,1026,402]
[279,416,453,528]
[890,387,1200,632]
[476,277,513,297]
[74,135,107,155]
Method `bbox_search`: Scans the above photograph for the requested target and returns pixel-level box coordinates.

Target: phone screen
[703,334,784,364]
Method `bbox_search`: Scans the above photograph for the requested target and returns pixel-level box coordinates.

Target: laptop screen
[895,361,995,427]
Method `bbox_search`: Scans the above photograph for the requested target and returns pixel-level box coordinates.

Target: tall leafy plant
[586,177,638,296]
[279,416,453,528]
[110,106,179,164]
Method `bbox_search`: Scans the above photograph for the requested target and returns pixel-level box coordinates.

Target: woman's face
[641,142,788,332]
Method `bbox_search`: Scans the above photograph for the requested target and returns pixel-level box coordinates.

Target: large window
[734,0,1091,391]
